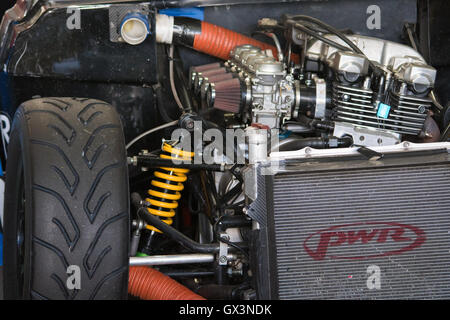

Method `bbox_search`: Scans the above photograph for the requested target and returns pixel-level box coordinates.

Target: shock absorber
[145,142,194,234]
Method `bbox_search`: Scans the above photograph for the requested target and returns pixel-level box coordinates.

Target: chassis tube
[129,253,237,266]
[130,254,215,266]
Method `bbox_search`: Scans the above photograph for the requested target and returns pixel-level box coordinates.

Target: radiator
[248,149,450,299]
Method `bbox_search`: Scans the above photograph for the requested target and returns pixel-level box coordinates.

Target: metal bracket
[312,75,326,120]
[218,233,229,266]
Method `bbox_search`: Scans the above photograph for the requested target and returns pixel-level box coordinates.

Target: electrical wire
[288,22,351,52]
[126,120,178,150]
[404,23,419,52]
[253,31,284,62]
[402,23,443,112]
[173,47,194,112]
[169,44,186,113]
[217,234,249,260]
[213,217,250,260]
[287,15,381,73]
[431,90,444,111]
[288,15,364,55]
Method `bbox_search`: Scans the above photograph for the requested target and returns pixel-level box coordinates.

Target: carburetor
[226,45,298,128]
[191,44,300,129]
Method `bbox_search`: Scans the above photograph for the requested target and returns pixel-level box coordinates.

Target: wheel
[3,97,130,300]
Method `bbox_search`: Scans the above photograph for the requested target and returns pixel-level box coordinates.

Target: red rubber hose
[193,21,299,63]
[128,266,206,300]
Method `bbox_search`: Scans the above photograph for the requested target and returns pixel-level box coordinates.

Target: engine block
[189,30,438,147]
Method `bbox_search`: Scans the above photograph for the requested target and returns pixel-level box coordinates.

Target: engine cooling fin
[332,82,431,136]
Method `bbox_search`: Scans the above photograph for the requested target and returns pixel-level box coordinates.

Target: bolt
[221,234,230,241]
[304,147,312,154]
[224,209,234,216]
[219,256,228,264]
[418,105,426,114]
[185,120,195,130]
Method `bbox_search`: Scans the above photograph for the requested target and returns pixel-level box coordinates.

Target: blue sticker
[279,130,292,140]
[377,103,391,119]
[159,8,205,21]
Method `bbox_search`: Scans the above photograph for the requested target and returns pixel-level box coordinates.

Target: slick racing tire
[3,97,129,300]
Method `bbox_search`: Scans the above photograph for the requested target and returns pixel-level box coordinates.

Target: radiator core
[250,151,450,299]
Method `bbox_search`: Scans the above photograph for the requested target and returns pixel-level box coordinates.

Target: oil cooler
[247,146,450,299]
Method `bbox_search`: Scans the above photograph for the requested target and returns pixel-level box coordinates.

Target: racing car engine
[190,29,438,147]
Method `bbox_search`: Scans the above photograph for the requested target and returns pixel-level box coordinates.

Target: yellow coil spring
[145,143,195,233]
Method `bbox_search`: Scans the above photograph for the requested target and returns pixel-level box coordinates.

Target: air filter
[200,72,234,101]
[207,78,246,113]
[189,62,222,89]
[193,67,227,95]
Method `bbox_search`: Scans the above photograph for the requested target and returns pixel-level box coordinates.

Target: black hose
[140,207,220,253]
[197,284,244,300]
[278,136,353,152]
[161,270,215,278]
[131,193,220,254]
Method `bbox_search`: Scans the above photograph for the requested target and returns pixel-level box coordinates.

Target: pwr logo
[303,222,426,261]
